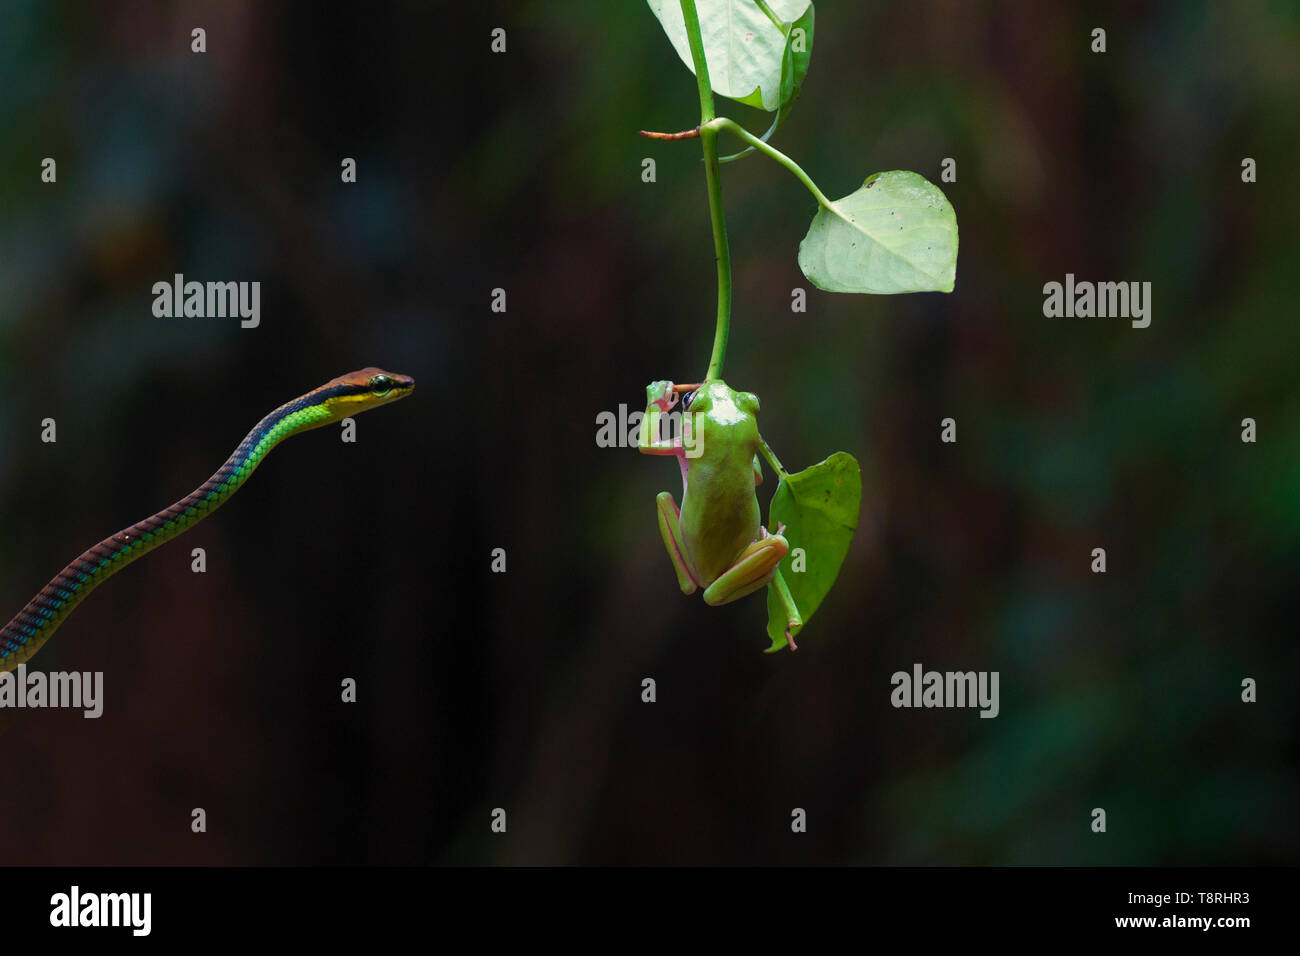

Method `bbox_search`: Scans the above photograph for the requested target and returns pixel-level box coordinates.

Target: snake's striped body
[1,367,413,672]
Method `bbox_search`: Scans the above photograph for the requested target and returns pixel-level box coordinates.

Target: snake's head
[323,367,415,419]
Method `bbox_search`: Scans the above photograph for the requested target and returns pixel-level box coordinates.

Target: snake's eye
[683,390,697,410]
[369,374,394,394]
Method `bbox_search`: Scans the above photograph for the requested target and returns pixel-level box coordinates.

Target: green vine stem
[679,0,732,382]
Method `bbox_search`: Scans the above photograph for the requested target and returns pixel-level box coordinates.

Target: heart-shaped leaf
[798,170,958,294]
[647,0,814,112]
[764,451,861,652]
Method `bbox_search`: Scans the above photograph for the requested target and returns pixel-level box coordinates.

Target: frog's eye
[682,389,698,410]
[369,374,394,394]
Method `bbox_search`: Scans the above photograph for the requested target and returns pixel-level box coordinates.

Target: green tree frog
[638,379,803,650]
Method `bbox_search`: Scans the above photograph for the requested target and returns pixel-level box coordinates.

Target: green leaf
[719,6,815,162]
[647,0,814,112]
[798,171,958,294]
[764,451,861,652]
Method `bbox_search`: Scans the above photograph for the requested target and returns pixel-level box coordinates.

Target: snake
[0,367,414,672]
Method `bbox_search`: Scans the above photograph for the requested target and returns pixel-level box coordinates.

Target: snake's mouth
[386,379,416,401]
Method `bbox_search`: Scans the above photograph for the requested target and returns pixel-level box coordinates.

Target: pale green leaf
[798,170,958,294]
[719,5,815,162]
[648,0,813,112]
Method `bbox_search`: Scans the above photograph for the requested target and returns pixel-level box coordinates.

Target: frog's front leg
[655,491,700,595]
[702,529,789,608]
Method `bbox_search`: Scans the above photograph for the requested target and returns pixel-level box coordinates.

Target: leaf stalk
[704,116,835,210]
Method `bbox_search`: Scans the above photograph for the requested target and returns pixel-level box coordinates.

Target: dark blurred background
[0,0,1296,865]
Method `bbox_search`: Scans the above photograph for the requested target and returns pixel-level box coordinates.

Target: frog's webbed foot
[647,380,678,412]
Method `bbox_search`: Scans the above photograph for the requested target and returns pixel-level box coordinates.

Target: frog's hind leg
[702,530,789,607]
[656,492,700,595]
